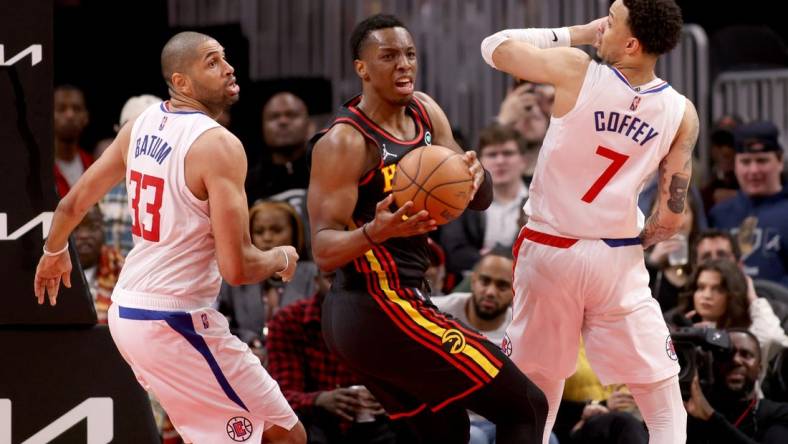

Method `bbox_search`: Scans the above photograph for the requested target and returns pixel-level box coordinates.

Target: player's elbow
[311,250,339,273]
[221,269,245,287]
[480,32,510,69]
[311,239,344,272]
[218,257,247,286]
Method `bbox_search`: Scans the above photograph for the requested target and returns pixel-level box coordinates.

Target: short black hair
[692,228,741,262]
[474,246,514,271]
[726,328,762,361]
[161,31,214,87]
[349,14,407,60]
[55,84,84,95]
[622,0,683,55]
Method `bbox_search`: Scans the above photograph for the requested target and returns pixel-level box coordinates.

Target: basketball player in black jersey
[307,14,548,443]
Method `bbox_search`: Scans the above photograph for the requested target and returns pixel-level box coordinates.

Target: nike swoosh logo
[551,30,558,42]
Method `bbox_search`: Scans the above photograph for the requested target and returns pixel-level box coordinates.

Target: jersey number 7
[129,170,164,242]
[581,146,629,203]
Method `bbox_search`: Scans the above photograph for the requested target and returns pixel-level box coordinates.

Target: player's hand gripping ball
[391,145,473,225]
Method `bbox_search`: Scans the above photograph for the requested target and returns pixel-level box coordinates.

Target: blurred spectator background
[53,0,788,442]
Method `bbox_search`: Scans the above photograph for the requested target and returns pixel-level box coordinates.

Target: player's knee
[627,376,686,444]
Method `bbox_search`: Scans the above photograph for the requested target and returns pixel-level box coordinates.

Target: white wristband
[43,242,69,257]
[506,27,571,49]
[481,27,571,68]
[277,247,289,274]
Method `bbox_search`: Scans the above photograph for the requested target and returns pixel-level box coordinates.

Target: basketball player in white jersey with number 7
[34,32,306,444]
[481,1,697,443]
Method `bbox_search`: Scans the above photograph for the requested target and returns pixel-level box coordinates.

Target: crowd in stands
[59,69,788,442]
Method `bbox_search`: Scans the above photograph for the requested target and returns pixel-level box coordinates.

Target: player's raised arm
[640,99,699,248]
[480,18,606,87]
[191,128,297,285]
[34,121,131,305]
[308,125,436,272]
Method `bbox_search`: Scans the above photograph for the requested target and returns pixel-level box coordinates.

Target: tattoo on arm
[639,208,675,249]
[667,173,689,214]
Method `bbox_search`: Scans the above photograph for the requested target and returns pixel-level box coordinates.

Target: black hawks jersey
[308,94,435,292]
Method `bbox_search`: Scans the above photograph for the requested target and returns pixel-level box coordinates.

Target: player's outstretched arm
[413,91,491,210]
[640,99,699,249]
[33,121,131,306]
[192,129,297,285]
[308,125,436,272]
[480,18,605,87]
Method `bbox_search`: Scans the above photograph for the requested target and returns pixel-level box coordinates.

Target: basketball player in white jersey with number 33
[482,1,698,443]
[34,32,306,444]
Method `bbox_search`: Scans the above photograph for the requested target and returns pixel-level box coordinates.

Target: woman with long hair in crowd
[667,259,788,370]
[217,200,318,363]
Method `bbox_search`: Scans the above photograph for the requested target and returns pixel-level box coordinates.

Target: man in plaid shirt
[98,94,162,257]
[100,183,134,256]
[267,271,406,443]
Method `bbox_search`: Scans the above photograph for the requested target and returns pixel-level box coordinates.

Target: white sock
[628,376,687,444]
[525,372,565,444]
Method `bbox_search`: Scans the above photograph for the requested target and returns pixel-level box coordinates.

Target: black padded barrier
[1,1,158,442]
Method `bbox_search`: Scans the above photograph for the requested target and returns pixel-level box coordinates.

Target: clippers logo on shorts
[441,328,466,354]
[226,416,253,442]
[501,334,512,356]
[159,116,168,131]
[201,313,209,329]
[665,336,677,361]
[424,131,432,145]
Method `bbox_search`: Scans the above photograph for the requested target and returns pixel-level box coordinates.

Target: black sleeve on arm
[467,169,493,211]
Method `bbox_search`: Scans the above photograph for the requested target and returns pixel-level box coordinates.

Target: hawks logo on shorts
[441,328,466,354]
[665,335,677,361]
[226,416,253,442]
[501,334,512,356]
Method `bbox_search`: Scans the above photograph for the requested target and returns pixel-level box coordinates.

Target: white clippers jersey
[525,60,687,239]
[115,102,221,305]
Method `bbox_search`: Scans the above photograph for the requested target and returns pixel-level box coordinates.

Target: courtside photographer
[684,329,788,443]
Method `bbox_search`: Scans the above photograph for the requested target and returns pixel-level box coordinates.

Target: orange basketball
[391,145,473,225]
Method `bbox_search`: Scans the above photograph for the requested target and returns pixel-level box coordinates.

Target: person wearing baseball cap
[709,120,788,286]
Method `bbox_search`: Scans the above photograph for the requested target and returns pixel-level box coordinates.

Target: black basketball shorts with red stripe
[322,279,548,444]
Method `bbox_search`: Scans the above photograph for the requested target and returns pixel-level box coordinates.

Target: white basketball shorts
[505,226,680,385]
[107,300,298,443]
